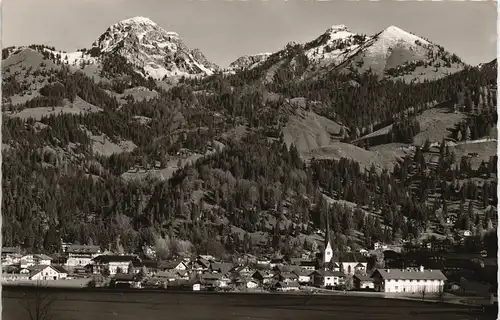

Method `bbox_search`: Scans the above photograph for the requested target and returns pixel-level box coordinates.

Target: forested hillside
[2,41,497,259]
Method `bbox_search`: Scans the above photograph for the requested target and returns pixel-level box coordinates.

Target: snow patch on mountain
[304,25,369,68]
[42,49,98,67]
[334,25,466,81]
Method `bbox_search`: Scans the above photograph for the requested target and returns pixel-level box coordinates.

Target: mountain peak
[326,25,349,33]
[378,25,429,44]
[117,16,157,26]
[384,25,404,33]
[92,16,217,79]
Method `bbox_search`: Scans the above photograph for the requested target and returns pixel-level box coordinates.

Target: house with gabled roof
[201,272,230,288]
[210,262,233,274]
[353,274,374,290]
[371,266,446,293]
[275,271,299,283]
[111,273,143,289]
[191,257,211,273]
[252,270,274,284]
[311,269,345,288]
[231,264,254,277]
[51,265,69,279]
[90,255,140,275]
[28,265,66,281]
[158,260,188,272]
[294,269,313,284]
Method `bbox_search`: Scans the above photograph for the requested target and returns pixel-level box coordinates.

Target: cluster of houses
[1,238,451,295]
[2,247,69,281]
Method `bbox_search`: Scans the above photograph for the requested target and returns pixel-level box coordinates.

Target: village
[2,232,496,302]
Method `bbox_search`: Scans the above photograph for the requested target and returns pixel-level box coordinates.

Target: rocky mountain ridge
[228,24,466,83]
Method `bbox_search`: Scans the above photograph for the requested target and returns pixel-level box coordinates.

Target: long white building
[371,266,446,293]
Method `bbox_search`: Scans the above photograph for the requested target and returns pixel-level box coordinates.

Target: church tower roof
[325,205,330,247]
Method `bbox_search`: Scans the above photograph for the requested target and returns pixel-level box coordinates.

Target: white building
[20,254,53,268]
[246,280,259,289]
[91,255,139,275]
[35,254,53,266]
[335,252,368,276]
[192,283,201,291]
[371,267,446,293]
[66,245,101,267]
[294,270,313,284]
[29,265,66,281]
[373,242,388,251]
[3,253,22,266]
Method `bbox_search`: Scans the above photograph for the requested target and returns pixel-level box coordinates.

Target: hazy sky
[3,0,497,68]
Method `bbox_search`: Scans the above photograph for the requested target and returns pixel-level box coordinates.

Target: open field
[451,140,497,170]
[3,287,493,320]
[4,96,102,121]
[357,107,466,146]
[303,141,406,172]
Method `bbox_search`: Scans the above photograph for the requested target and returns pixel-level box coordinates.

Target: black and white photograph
[1,0,498,319]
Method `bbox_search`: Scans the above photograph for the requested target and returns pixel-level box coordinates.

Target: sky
[3,0,497,68]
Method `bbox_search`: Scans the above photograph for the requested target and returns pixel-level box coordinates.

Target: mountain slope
[229,24,466,83]
[332,26,466,82]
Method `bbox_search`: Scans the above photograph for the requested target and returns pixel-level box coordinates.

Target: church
[320,212,368,275]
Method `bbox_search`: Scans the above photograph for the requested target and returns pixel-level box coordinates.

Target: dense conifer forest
[1,45,497,259]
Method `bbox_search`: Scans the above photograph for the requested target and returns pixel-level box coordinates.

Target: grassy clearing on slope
[303,141,405,172]
[357,107,466,146]
[89,134,137,157]
[107,86,159,105]
[413,108,466,145]
[451,141,497,170]
[4,96,102,121]
[282,109,342,153]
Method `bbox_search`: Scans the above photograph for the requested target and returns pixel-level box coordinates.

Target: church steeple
[325,207,330,247]
[323,207,333,265]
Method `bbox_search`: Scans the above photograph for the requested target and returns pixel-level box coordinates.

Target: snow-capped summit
[92,16,218,79]
[326,25,349,33]
[225,23,465,83]
[118,16,157,26]
[332,24,465,82]
[376,25,429,46]
[303,24,368,67]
